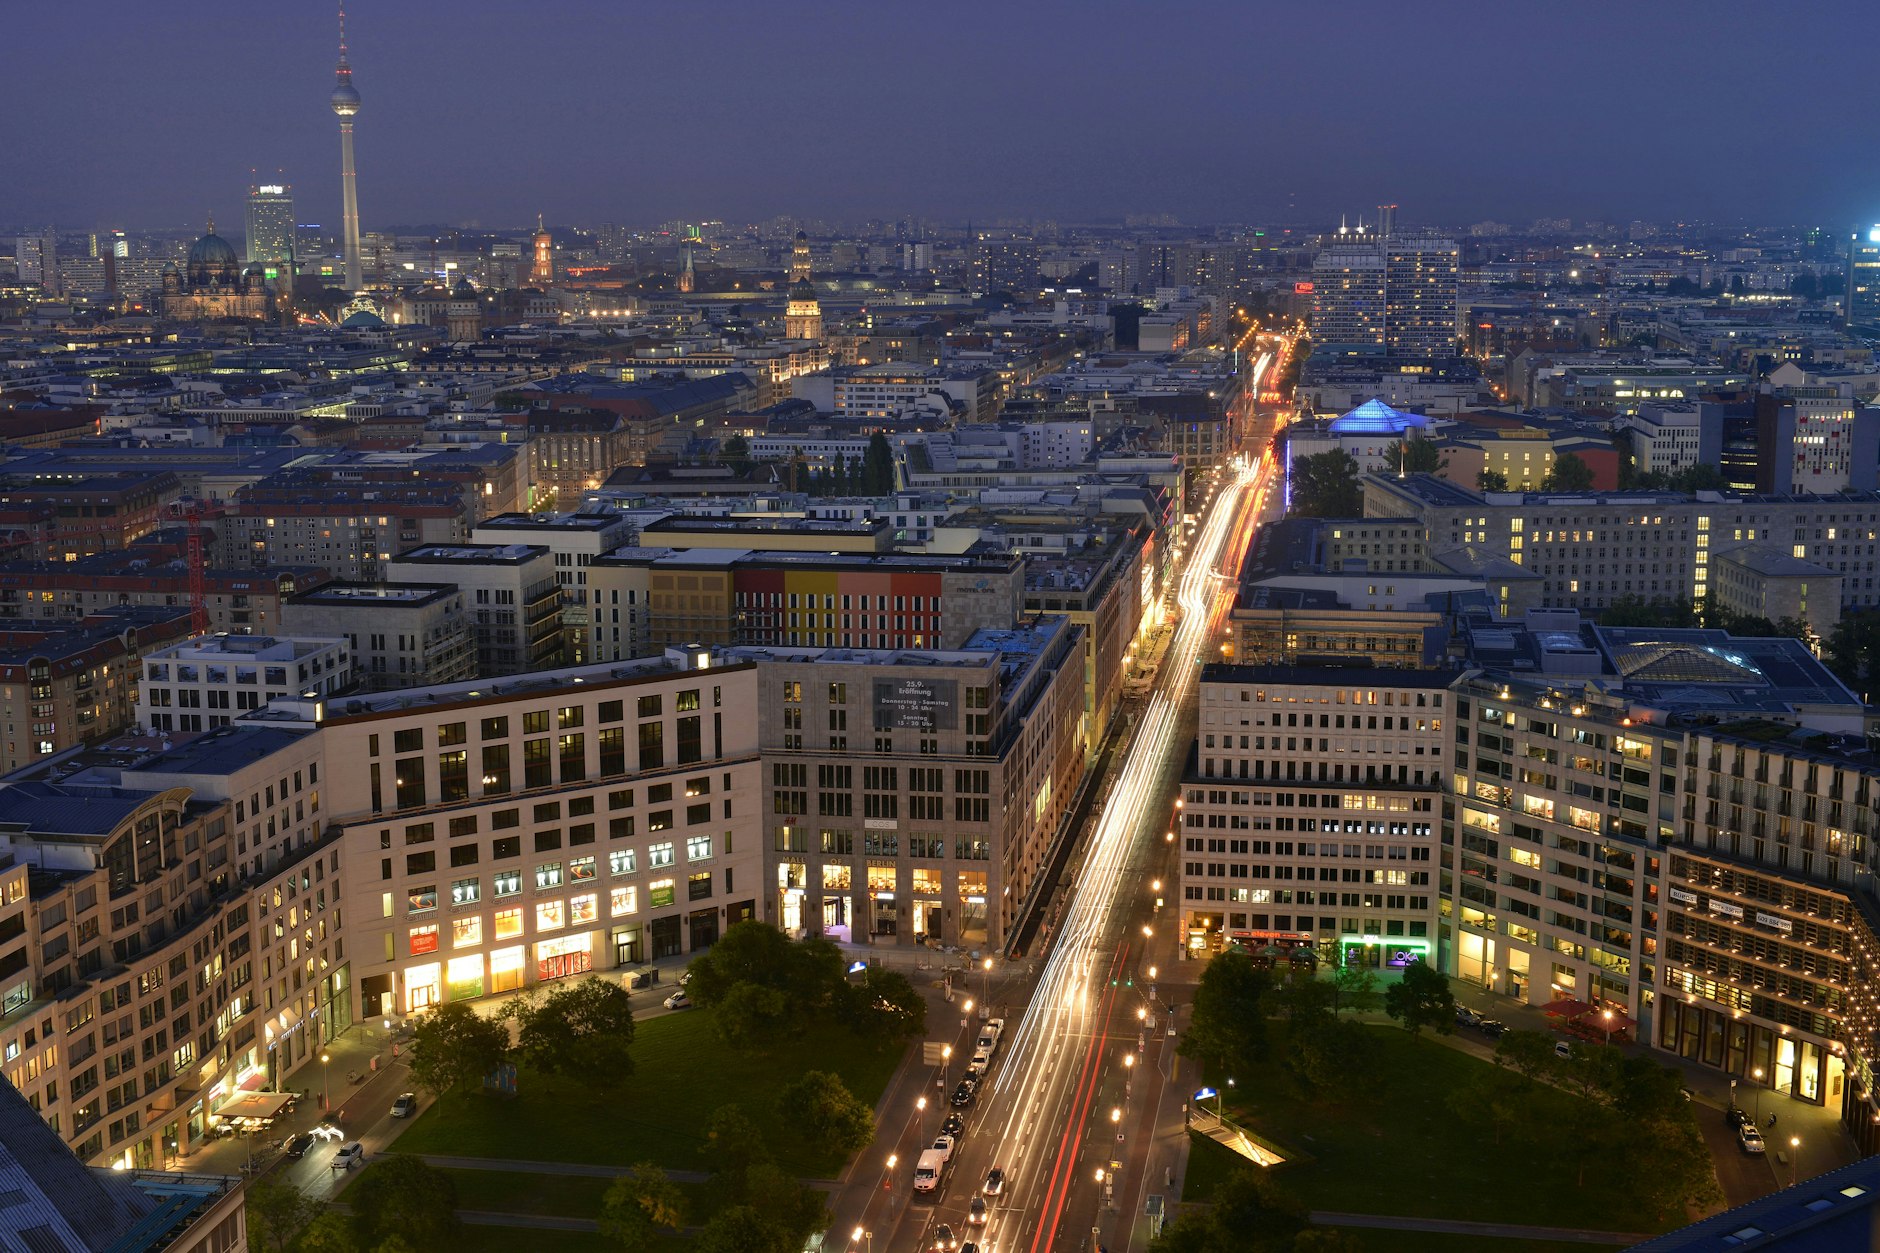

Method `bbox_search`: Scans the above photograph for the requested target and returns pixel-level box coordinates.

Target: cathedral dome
[789,278,817,302]
[187,230,238,271]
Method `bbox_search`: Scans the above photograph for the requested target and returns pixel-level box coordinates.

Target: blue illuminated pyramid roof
[1329,397,1429,435]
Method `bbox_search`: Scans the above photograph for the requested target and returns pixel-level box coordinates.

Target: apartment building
[385,543,563,676]
[0,607,196,774]
[0,723,333,1170]
[732,617,1087,950]
[1183,666,1448,965]
[1363,473,1880,621]
[137,633,352,735]
[588,549,1029,653]
[220,494,470,583]
[279,584,475,691]
[0,558,327,637]
[287,652,763,1017]
[472,509,638,665]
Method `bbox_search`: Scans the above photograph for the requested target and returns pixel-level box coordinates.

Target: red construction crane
[167,498,209,636]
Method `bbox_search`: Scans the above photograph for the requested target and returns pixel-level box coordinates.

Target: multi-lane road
[837,350,1281,1253]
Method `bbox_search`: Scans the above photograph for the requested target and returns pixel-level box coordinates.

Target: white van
[913,1147,948,1194]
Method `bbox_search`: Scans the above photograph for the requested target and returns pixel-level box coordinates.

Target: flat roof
[127,725,316,779]
[391,543,548,565]
[287,582,458,607]
[1201,663,1456,688]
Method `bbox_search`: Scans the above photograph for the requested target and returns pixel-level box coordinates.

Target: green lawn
[1325,1231,1633,1253]
[438,1169,613,1218]
[397,1009,904,1177]
[453,1225,625,1253]
[1193,1025,1673,1235]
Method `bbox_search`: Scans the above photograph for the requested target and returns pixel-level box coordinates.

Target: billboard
[873,677,959,732]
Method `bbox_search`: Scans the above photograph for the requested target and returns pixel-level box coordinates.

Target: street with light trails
[831,349,1281,1253]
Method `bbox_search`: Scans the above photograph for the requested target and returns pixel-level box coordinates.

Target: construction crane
[166,497,209,635]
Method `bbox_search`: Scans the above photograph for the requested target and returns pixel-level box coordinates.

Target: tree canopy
[347,1156,461,1252]
[1382,959,1454,1037]
[1288,449,1363,518]
[1178,949,1273,1078]
[1539,451,1595,492]
[407,1001,509,1096]
[685,921,849,1047]
[513,977,636,1088]
[1386,438,1447,475]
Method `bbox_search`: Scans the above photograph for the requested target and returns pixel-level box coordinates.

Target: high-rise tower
[330,2,364,291]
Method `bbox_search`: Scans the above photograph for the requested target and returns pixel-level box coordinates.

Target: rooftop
[287,582,459,607]
[390,543,549,565]
[125,724,316,781]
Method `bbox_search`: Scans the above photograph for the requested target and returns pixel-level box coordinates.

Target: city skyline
[6,1,1880,232]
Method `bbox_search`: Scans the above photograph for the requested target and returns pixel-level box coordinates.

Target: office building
[737,618,1088,950]
[279,583,474,690]
[137,633,352,735]
[1848,225,1880,334]
[244,182,296,273]
[14,228,59,295]
[384,543,563,675]
[311,652,764,1014]
[1754,383,1879,494]
[0,607,195,773]
[1182,666,1448,964]
[1383,235,1460,357]
[1310,234,1387,348]
[472,509,638,664]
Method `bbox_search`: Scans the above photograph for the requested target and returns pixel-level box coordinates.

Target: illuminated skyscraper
[14,228,59,295]
[1848,226,1880,334]
[245,182,297,274]
[330,3,364,290]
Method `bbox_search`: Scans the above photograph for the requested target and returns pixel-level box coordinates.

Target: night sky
[6,0,1878,234]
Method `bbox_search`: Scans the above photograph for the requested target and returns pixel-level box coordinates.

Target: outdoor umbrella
[1541,996,1594,1017]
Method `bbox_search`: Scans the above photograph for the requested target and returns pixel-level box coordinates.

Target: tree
[1382,960,1454,1038]
[775,1070,875,1158]
[347,1156,460,1251]
[1207,1168,1309,1252]
[1386,438,1446,476]
[701,1103,771,1193]
[743,1162,830,1250]
[711,981,793,1050]
[1616,1114,1723,1218]
[1559,1043,1625,1102]
[599,1162,688,1252]
[695,1205,790,1253]
[245,1179,323,1253]
[839,966,927,1044]
[1178,949,1273,1078]
[721,433,751,470]
[1272,971,1335,1031]
[1476,468,1509,492]
[407,1001,510,1097]
[1288,450,1363,518]
[1330,960,1379,1017]
[1446,1070,1525,1146]
[1825,610,1880,696]
[686,921,844,1016]
[864,432,896,494]
[1284,1018,1380,1100]
[1493,1029,1560,1085]
[1539,451,1595,492]
[297,1212,360,1253]
[514,978,636,1088]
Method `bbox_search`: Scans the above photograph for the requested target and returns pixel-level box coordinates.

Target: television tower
[331,2,364,290]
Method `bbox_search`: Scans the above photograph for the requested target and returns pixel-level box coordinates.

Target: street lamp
[1790,1135,1801,1188]
[982,956,993,1007]
[1600,1008,1614,1047]
[320,1052,331,1113]
[1753,1067,1765,1121]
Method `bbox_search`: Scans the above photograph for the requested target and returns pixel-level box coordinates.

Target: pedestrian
[1768,1112,1777,1129]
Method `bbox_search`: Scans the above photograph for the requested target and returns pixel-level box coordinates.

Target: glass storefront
[447,954,485,1001]
[405,962,441,1013]
[490,945,526,994]
[536,933,593,982]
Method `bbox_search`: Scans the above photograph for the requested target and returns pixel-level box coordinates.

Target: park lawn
[436,1169,718,1223]
[1200,1025,1673,1235]
[453,1224,666,1253]
[1325,1231,1630,1253]
[396,1009,904,1177]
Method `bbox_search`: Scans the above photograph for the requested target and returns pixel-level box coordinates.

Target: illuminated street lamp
[320,1051,330,1112]
[1601,1008,1614,1047]
[1753,1067,1765,1121]
[1790,1136,1801,1188]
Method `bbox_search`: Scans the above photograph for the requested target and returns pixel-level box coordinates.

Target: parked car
[332,1142,366,1170]
[983,1166,1004,1195]
[1476,1019,1507,1038]
[1726,1106,1751,1130]
[626,967,659,989]
[1553,1041,1574,1059]
[941,1113,965,1138]
[663,991,691,1011]
[282,1132,315,1159]
[950,1081,976,1108]
[1739,1124,1767,1154]
[1455,1007,1482,1027]
[931,1134,956,1162]
[969,1196,988,1226]
[390,1092,419,1118]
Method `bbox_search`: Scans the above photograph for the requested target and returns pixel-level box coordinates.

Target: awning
[1541,997,1594,1018]
[213,1091,294,1122]
[1580,1007,1637,1032]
